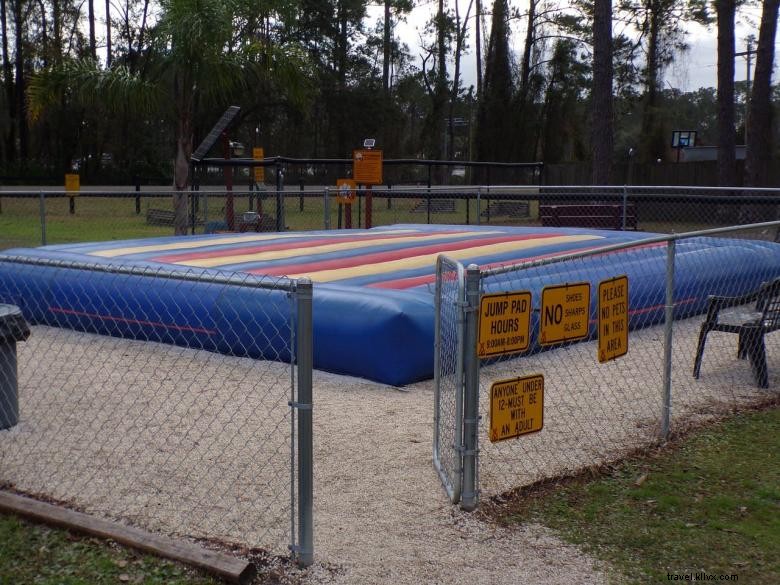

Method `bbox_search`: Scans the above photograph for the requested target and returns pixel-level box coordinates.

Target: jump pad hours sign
[477,291,532,358]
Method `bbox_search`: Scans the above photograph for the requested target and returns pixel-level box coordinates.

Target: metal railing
[0,256,314,565]
[435,221,780,507]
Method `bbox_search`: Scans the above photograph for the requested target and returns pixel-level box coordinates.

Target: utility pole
[735,35,756,144]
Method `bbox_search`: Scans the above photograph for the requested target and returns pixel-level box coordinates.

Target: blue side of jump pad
[1,226,779,386]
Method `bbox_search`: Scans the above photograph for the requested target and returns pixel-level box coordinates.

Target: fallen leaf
[119,574,130,582]
[116,560,128,568]
[634,474,648,486]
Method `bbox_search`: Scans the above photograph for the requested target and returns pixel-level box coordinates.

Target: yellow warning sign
[64,173,80,194]
[489,374,544,442]
[598,275,629,362]
[540,282,590,345]
[252,147,265,183]
[353,149,383,185]
[336,178,357,204]
[478,291,532,358]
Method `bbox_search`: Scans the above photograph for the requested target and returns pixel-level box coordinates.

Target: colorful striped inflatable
[2,224,779,385]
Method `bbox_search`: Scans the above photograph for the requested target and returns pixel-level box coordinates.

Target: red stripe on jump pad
[48,306,218,335]
[152,230,464,263]
[247,233,563,276]
[368,242,667,289]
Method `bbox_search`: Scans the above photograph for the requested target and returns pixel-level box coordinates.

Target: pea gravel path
[2,315,775,584]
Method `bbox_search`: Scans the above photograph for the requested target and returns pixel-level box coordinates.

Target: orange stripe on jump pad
[249,233,563,276]
[287,235,603,282]
[172,231,498,268]
[154,229,468,264]
[88,228,419,258]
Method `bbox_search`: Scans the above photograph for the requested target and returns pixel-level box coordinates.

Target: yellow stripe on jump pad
[288,234,604,282]
[174,231,496,268]
[88,229,420,258]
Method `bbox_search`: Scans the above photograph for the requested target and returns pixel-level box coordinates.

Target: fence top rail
[195,156,545,169]
[0,254,298,292]
[480,220,780,278]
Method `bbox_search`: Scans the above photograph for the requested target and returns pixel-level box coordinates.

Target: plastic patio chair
[693,277,780,388]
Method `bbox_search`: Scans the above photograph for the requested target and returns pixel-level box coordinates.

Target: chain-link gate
[433,256,465,503]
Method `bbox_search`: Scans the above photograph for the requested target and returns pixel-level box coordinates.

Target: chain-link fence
[435,221,780,506]
[0,256,313,564]
[4,186,779,252]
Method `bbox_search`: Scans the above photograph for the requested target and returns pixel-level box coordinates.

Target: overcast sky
[366,2,780,92]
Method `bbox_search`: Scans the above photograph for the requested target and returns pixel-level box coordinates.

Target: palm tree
[28,0,309,235]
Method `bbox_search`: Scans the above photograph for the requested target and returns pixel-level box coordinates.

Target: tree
[744,0,779,187]
[619,0,699,163]
[475,0,513,164]
[29,0,310,234]
[88,0,96,59]
[715,0,736,186]
[541,39,588,163]
[1,0,15,161]
[591,0,613,184]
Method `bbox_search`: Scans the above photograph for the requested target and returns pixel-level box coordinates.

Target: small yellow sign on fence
[253,147,265,183]
[477,291,532,358]
[598,275,629,362]
[65,173,80,194]
[489,374,544,442]
[540,282,590,345]
[336,178,357,204]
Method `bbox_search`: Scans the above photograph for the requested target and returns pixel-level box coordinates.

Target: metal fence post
[661,240,675,440]
[476,187,482,226]
[276,162,285,231]
[324,188,331,230]
[295,278,314,566]
[460,264,480,511]
[134,179,141,214]
[39,191,47,246]
[622,185,628,230]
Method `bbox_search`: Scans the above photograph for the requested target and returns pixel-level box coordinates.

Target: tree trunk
[13,0,27,160]
[716,0,736,186]
[591,0,613,184]
[475,0,482,98]
[382,0,390,95]
[744,0,778,187]
[431,0,447,164]
[1,0,16,162]
[173,74,193,236]
[52,0,62,64]
[37,0,47,68]
[88,0,96,59]
[638,0,664,163]
[105,0,111,67]
[519,0,536,100]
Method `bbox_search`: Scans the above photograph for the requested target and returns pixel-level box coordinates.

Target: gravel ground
[1,316,776,584]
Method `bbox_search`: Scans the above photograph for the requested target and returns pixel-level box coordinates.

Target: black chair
[693,277,780,388]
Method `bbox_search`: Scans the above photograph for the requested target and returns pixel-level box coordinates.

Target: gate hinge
[288,401,313,410]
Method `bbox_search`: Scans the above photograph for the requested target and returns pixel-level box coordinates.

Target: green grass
[0,514,219,585]
[501,407,780,584]
[0,190,752,252]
